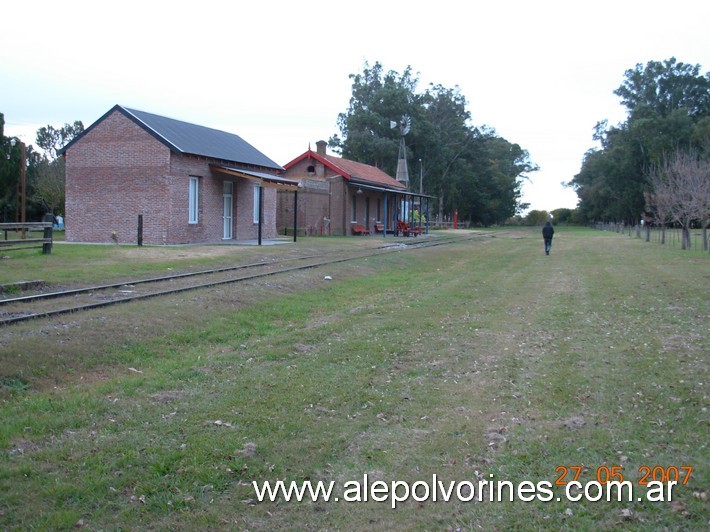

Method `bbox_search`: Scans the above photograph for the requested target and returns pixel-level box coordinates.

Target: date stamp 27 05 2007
[555,465,693,487]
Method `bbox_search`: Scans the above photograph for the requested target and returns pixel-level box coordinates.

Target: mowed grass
[0,228,707,530]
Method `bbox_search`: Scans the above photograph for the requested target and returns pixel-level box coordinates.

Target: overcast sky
[2,0,708,212]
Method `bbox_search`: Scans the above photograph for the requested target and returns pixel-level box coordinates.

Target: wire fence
[592,222,710,254]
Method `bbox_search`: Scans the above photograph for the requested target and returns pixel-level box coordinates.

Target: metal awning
[348,180,436,199]
[210,164,300,245]
[211,165,300,190]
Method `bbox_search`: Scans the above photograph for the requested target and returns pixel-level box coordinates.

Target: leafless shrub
[646,148,710,250]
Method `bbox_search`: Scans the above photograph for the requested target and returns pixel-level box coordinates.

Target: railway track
[0,234,480,326]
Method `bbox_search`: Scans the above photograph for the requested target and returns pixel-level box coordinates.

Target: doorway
[223,181,233,239]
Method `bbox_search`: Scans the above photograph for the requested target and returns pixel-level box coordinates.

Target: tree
[525,210,550,226]
[35,122,84,160]
[0,113,23,222]
[331,61,420,173]
[32,158,66,214]
[417,85,478,214]
[649,189,673,244]
[330,61,536,224]
[550,208,574,224]
[571,123,648,223]
[615,58,710,120]
[570,58,709,223]
[31,121,84,215]
[646,148,710,249]
[0,114,54,222]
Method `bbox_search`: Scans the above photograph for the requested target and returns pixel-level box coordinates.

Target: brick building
[278,141,425,236]
[60,105,297,245]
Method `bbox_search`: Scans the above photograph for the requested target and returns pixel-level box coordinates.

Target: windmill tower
[391,115,411,189]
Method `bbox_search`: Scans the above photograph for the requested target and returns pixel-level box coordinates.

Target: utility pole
[419,158,423,195]
[20,141,26,226]
[15,141,27,237]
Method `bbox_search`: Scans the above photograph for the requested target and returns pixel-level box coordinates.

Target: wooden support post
[20,142,26,238]
[257,185,263,246]
[426,197,430,234]
[383,193,388,237]
[293,190,298,243]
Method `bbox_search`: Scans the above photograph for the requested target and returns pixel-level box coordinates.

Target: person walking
[542,221,554,255]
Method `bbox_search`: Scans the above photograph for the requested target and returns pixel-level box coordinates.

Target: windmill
[391,115,411,188]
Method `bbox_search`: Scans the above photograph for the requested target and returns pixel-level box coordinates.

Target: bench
[351,224,371,235]
[375,223,396,235]
[395,221,424,237]
[0,221,54,254]
[396,220,411,236]
[410,225,424,236]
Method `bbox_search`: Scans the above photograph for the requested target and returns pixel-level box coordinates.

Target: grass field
[0,228,707,530]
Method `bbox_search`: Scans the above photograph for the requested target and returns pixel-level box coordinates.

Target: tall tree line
[569,58,710,225]
[329,62,537,225]
[0,113,83,222]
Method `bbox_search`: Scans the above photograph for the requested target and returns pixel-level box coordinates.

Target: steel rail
[0,234,480,326]
[0,254,329,306]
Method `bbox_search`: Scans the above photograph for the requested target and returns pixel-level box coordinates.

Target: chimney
[316,140,327,156]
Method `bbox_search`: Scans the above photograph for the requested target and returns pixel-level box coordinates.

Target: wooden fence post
[42,213,53,254]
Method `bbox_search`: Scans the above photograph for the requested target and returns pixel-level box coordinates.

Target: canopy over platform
[210,165,299,190]
[210,164,300,245]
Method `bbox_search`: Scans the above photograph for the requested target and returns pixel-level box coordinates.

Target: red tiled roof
[282,149,405,190]
[324,155,405,189]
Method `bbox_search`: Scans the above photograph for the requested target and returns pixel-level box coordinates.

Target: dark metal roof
[60,105,283,171]
[122,107,282,170]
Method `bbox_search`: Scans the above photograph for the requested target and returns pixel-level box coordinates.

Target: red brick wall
[330,178,348,235]
[234,181,277,241]
[277,182,330,236]
[167,155,221,243]
[280,157,352,235]
[64,109,278,244]
[65,110,171,244]
[280,155,410,236]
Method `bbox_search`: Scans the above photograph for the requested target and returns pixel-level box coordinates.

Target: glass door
[223,181,233,239]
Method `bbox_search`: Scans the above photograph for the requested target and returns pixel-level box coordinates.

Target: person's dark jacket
[542,222,554,240]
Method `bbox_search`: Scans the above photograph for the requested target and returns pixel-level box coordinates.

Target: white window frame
[253,183,261,224]
[189,176,199,224]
